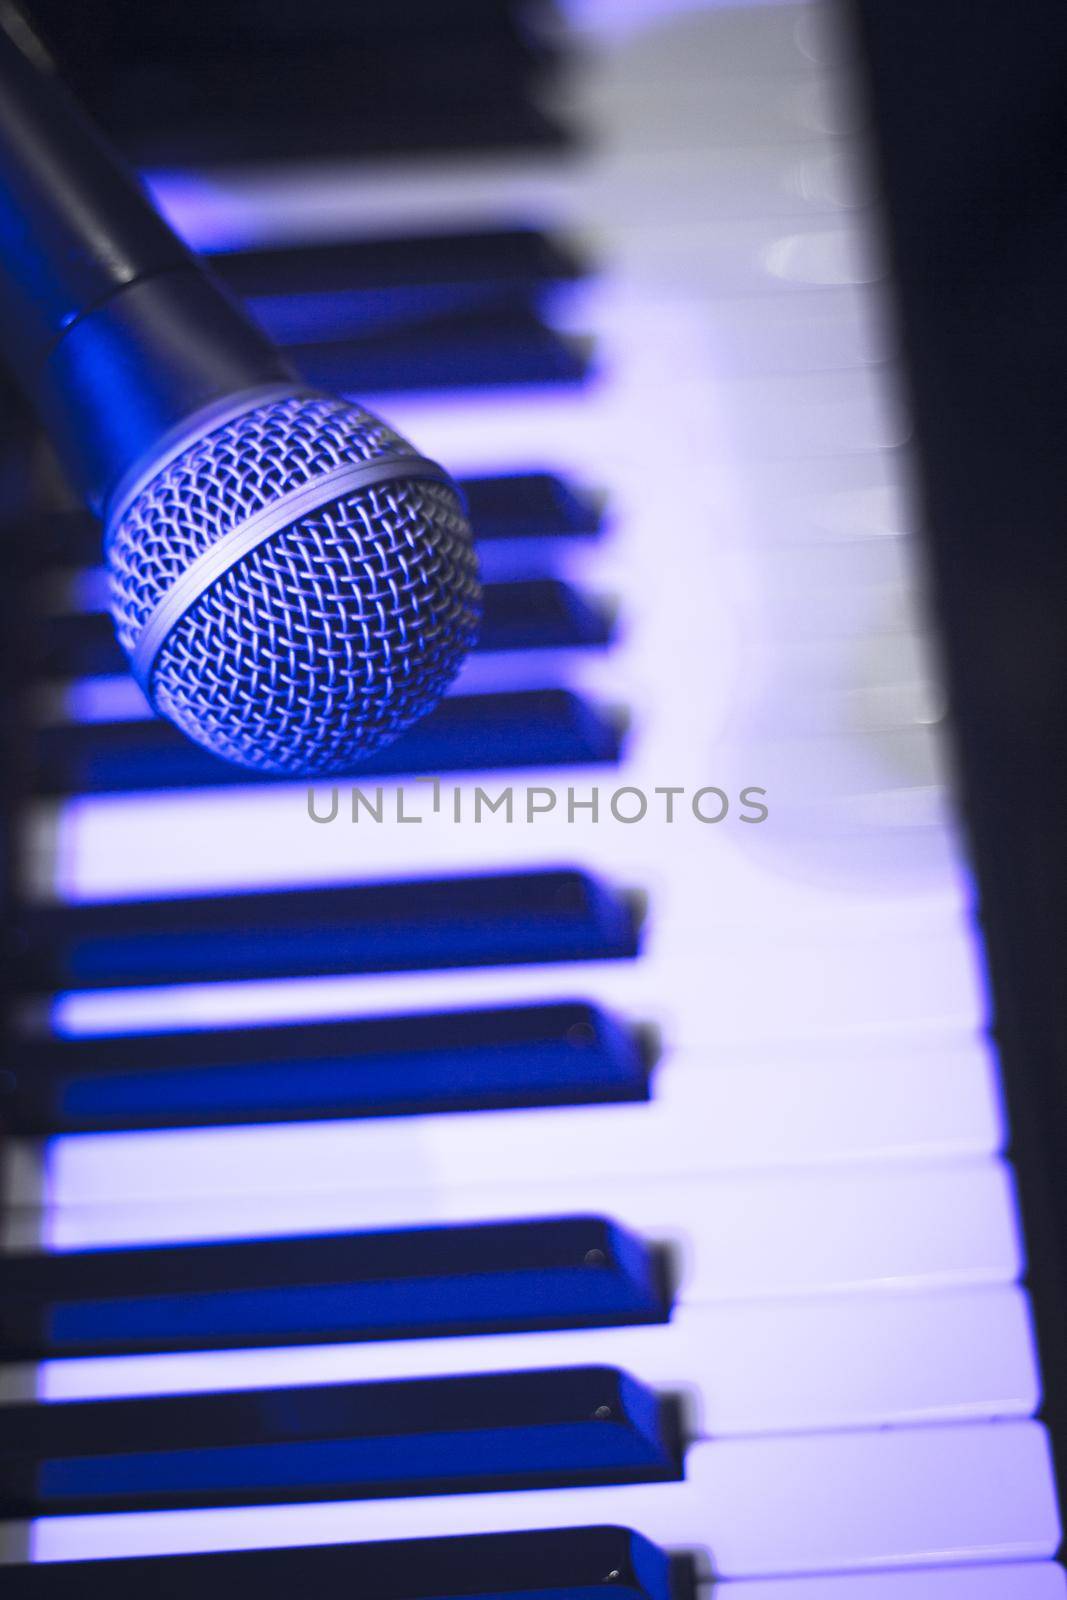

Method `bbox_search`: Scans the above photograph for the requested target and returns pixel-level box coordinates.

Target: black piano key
[6,1002,651,1133]
[215,225,585,297]
[30,690,625,796]
[483,580,614,650]
[33,581,614,681]
[16,869,643,991]
[124,102,567,172]
[464,472,605,543]
[214,227,584,301]
[1,1216,669,1359]
[23,475,604,570]
[0,1367,683,1514]
[263,281,550,348]
[292,308,591,394]
[1,1525,692,1600]
[210,228,585,347]
[31,611,118,679]
[44,0,559,69]
[112,74,567,172]
[35,6,569,167]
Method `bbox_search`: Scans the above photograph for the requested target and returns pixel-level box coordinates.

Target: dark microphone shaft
[0,23,295,510]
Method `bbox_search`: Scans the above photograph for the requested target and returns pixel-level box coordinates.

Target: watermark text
[307,781,769,826]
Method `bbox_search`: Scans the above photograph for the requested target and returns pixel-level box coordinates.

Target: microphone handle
[0,22,296,511]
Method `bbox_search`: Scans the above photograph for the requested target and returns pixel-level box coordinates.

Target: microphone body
[0,25,293,511]
[0,25,480,775]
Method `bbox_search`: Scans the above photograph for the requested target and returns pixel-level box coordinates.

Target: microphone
[0,22,480,775]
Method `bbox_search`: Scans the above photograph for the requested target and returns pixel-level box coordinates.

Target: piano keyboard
[1,0,1063,1594]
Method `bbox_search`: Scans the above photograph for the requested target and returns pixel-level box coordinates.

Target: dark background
[856,0,1067,1515]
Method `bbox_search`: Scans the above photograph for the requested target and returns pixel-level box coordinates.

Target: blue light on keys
[4,0,1062,1588]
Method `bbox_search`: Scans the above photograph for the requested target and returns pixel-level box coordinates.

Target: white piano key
[553,280,892,377]
[718,1562,1067,1599]
[38,905,988,1054]
[743,655,944,741]
[695,1423,1061,1576]
[559,2,853,101]
[740,452,919,545]
[792,1,852,70]
[760,217,883,286]
[765,630,942,705]
[697,285,893,375]
[749,535,922,639]
[64,677,151,725]
[562,354,909,503]
[603,215,883,298]
[11,1158,1022,1311]
[554,66,862,153]
[716,366,909,460]
[564,2,840,85]
[19,1422,1060,1575]
[733,718,950,805]
[17,1036,1003,1210]
[151,141,870,268]
[19,1287,1039,1443]
[27,761,974,909]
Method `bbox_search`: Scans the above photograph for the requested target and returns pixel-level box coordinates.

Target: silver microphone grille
[105,392,481,775]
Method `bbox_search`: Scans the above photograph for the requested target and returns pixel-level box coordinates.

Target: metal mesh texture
[106,393,481,775]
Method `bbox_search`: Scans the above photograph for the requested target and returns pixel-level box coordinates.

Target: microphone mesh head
[106,393,480,775]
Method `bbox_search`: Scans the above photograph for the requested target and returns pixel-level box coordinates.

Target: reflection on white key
[763,221,881,286]
[22,1423,1060,1574]
[752,538,920,638]
[17,1162,1022,1309]
[792,2,850,71]
[742,454,918,546]
[24,1287,1039,1441]
[608,215,882,296]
